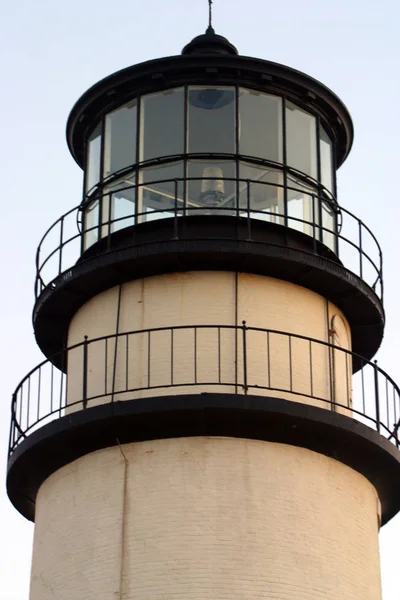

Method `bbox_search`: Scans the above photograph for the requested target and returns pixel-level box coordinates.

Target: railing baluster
[27,377,31,429]
[358,221,363,279]
[309,339,313,397]
[328,340,334,410]
[194,327,197,384]
[246,180,251,240]
[312,194,317,254]
[170,328,174,386]
[13,392,19,446]
[345,351,350,410]
[374,360,381,433]
[19,385,23,432]
[394,388,399,448]
[267,331,271,389]
[173,180,179,239]
[50,363,54,415]
[59,358,64,417]
[82,336,88,409]
[104,338,108,395]
[288,335,293,392]
[242,321,248,395]
[9,394,15,451]
[148,331,151,388]
[386,378,390,431]
[37,367,41,421]
[361,362,366,414]
[125,334,129,392]
[107,192,113,250]
[218,327,221,384]
[58,216,64,275]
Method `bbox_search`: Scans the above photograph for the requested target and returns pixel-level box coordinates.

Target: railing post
[83,336,88,409]
[242,321,248,395]
[9,392,17,450]
[173,180,179,240]
[246,180,252,240]
[35,247,41,298]
[107,191,112,250]
[58,215,64,275]
[358,220,363,279]
[374,360,381,433]
[312,194,317,254]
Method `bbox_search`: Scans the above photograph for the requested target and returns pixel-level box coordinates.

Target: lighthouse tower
[6,24,400,600]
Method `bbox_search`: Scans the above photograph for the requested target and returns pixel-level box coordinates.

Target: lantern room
[66,27,350,260]
[82,82,337,251]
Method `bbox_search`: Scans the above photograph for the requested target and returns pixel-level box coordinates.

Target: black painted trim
[66,53,353,169]
[7,393,400,524]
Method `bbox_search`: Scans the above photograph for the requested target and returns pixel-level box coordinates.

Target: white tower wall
[30,437,382,600]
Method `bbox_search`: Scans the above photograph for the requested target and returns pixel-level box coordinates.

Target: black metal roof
[66,29,354,169]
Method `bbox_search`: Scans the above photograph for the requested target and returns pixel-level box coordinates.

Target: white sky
[0,0,399,598]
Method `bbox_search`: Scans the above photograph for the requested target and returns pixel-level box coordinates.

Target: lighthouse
[6,22,400,600]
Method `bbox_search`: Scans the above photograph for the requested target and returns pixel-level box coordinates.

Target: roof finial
[208,0,213,29]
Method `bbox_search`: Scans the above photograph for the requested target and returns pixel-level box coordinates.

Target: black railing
[34,177,383,301]
[9,325,400,455]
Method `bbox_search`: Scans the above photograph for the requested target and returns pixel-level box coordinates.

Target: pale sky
[1,1,399,598]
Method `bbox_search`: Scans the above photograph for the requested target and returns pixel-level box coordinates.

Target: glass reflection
[83,199,100,250]
[287,173,318,237]
[239,162,284,224]
[239,90,283,162]
[141,88,184,161]
[86,124,102,192]
[104,100,137,178]
[187,160,236,215]
[139,162,184,222]
[320,126,333,192]
[321,199,337,252]
[104,173,136,234]
[285,101,317,179]
[188,87,236,154]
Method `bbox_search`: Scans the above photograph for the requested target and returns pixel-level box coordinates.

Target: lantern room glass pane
[239,162,284,224]
[187,160,236,215]
[139,161,184,222]
[104,100,137,179]
[83,198,100,250]
[287,172,318,237]
[140,88,184,162]
[320,125,334,192]
[239,90,283,163]
[285,101,317,179]
[188,87,236,154]
[104,172,136,233]
[86,124,102,192]
[321,199,337,252]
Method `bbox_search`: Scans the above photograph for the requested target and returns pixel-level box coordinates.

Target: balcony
[35,177,382,300]
[8,324,400,522]
[9,324,400,454]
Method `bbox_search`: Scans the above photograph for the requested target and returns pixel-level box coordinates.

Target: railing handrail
[14,323,400,395]
[9,324,400,455]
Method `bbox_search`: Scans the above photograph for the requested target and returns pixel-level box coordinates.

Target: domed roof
[181,26,238,56]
